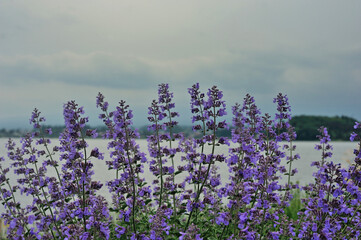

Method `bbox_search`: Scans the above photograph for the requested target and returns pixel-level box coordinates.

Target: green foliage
[290,115,357,140]
[285,188,304,220]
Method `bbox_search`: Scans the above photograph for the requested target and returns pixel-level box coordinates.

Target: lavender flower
[179,224,203,240]
[272,93,299,188]
[149,206,172,239]
[97,94,149,238]
[314,126,333,167]
[350,122,361,164]
[183,84,228,233]
[147,84,186,236]
[294,127,361,239]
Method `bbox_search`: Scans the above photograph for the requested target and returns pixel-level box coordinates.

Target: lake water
[0,138,358,213]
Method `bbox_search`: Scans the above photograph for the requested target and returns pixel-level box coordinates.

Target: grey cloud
[0,52,157,89]
[1,49,360,97]
[0,49,360,121]
[0,49,360,130]
[166,50,361,120]
[192,50,361,94]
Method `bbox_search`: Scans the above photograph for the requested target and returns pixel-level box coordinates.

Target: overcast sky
[0,0,360,128]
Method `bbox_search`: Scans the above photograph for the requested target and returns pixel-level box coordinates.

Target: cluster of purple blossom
[1,83,361,240]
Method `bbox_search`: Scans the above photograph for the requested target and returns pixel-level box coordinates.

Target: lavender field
[0,138,356,205]
[0,84,360,239]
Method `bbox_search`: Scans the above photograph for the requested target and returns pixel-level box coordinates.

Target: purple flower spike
[30,108,45,129]
[97,95,149,238]
[314,126,333,166]
[350,122,361,143]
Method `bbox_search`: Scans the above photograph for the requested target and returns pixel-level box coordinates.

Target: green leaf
[145,199,152,205]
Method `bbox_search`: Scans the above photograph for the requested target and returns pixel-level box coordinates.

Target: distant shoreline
[0,115,358,141]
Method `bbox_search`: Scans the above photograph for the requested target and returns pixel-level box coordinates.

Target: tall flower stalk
[157,84,184,229]
[58,100,110,239]
[184,85,228,232]
[97,93,149,239]
[147,84,184,238]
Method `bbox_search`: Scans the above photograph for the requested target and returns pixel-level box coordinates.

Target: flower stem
[185,105,217,231]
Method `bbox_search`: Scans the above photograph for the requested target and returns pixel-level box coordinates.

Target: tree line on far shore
[289,115,357,141]
[0,115,358,141]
